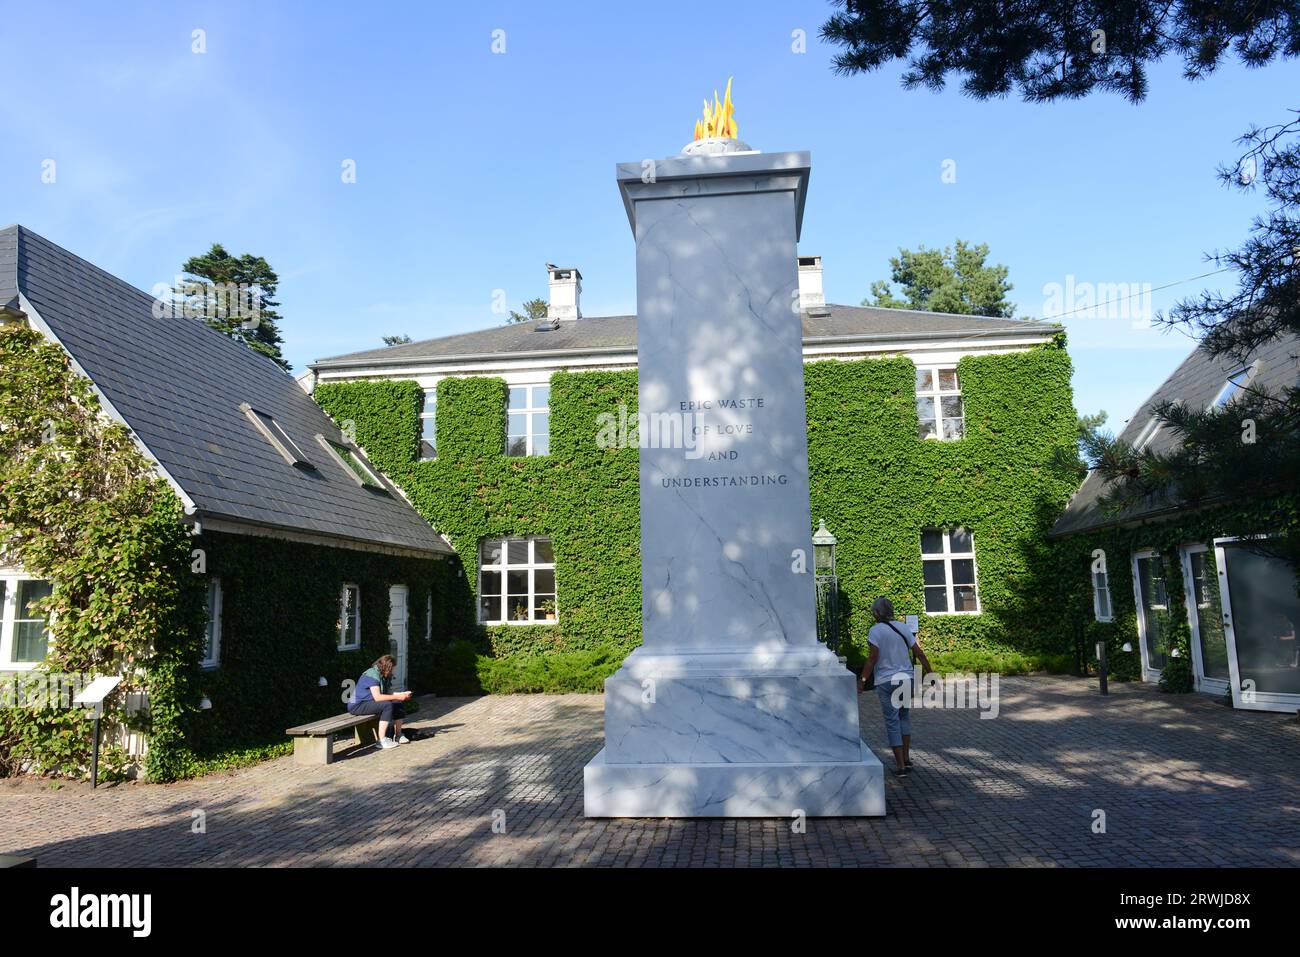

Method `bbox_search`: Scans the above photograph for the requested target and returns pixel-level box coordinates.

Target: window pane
[507,595,530,622]
[951,559,976,585]
[942,417,965,440]
[920,530,944,555]
[17,579,52,618]
[507,540,529,565]
[918,418,938,440]
[534,539,554,563]
[420,416,436,457]
[14,621,48,662]
[938,369,959,391]
[533,433,550,456]
[508,413,527,436]
[532,412,548,440]
[922,560,948,586]
[534,568,556,593]
[532,386,550,408]
[423,391,436,414]
[949,527,973,552]
[941,395,964,419]
[480,571,501,598]
[508,387,528,410]
[924,587,949,613]
[506,436,527,457]
[480,595,502,622]
[915,369,933,392]
[953,586,979,612]
[1189,551,1228,679]
[534,595,556,619]
[915,396,936,420]
[480,540,503,565]
[506,570,528,595]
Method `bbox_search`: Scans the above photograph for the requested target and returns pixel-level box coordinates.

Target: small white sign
[73,675,122,708]
[906,615,919,636]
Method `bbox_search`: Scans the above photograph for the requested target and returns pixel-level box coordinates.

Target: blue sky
[4,0,1296,432]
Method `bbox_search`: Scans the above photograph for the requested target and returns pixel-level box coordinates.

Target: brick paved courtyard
[1,676,1297,867]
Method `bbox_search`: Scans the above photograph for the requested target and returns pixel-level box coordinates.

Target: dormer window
[1213,367,1253,408]
[241,403,313,467]
[1133,416,1161,452]
[316,435,387,491]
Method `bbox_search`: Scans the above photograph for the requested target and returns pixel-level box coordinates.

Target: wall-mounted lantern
[812,518,837,577]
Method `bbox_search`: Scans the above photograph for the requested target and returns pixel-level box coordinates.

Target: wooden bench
[285,712,380,766]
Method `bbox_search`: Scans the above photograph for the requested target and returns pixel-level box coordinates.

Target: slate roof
[313,305,1057,367]
[1,225,451,557]
[1051,333,1300,537]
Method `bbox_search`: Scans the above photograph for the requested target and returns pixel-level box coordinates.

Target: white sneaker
[397,735,410,744]
[379,738,398,750]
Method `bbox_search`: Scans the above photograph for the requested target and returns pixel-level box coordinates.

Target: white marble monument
[583,140,885,817]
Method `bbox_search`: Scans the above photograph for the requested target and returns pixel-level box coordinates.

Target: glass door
[1216,540,1300,711]
[1181,545,1229,692]
[1132,550,1169,679]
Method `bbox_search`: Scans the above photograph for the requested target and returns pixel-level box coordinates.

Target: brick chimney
[546,264,582,321]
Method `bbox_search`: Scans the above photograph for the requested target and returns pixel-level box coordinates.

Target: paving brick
[0,677,1297,867]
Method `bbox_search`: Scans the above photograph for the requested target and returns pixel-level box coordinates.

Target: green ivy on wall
[0,325,207,782]
[175,530,458,769]
[316,340,1081,687]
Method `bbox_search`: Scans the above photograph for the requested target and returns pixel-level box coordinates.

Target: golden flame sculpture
[692,77,739,141]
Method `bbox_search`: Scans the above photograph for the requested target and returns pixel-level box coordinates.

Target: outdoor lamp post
[812,519,840,655]
[813,518,837,576]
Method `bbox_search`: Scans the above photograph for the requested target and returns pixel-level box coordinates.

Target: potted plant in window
[539,599,557,622]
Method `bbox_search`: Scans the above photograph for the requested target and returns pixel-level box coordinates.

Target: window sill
[338,644,361,652]
[923,610,981,617]
[482,620,559,627]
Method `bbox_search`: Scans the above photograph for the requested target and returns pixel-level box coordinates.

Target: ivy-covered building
[306,260,1081,682]
[1051,335,1299,714]
[0,225,456,777]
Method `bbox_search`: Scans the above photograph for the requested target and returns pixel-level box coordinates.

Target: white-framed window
[241,403,314,467]
[315,435,387,491]
[1213,366,1253,408]
[920,527,980,614]
[338,584,361,650]
[202,579,223,669]
[915,367,964,440]
[478,537,556,624]
[1133,416,1161,452]
[0,575,53,667]
[420,389,437,460]
[1092,568,1113,622]
[506,385,550,457]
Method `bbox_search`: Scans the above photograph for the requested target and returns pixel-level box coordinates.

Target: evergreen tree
[181,243,289,371]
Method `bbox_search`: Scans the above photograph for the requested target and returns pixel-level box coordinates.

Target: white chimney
[546,264,582,321]
[797,256,826,312]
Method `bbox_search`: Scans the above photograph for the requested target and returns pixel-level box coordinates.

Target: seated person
[348,654,413,749]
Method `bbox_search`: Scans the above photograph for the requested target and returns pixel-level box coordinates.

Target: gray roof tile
[313,305,1057,367]
[1052,334,1300,536]
[4,225,450,557]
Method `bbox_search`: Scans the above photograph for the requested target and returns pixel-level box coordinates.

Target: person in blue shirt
[348,655,413,750]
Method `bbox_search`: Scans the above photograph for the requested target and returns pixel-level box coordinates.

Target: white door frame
[1179,543,1229,697]
[1130,549,1166,683]
[1213,536,1300,714]
[388,585,409,692]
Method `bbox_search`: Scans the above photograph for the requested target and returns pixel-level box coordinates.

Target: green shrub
[1159,655,1196,693]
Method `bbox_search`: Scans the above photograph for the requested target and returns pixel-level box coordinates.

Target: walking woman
[857,597,931,776]
[348,654,413,749]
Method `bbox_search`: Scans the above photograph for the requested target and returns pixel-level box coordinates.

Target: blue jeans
[876,678,912,749]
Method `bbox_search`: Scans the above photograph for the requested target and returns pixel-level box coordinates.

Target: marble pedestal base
[583,647,885,817]
[584,743,884,818]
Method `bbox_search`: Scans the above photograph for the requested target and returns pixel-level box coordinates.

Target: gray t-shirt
[868,620,916,686]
